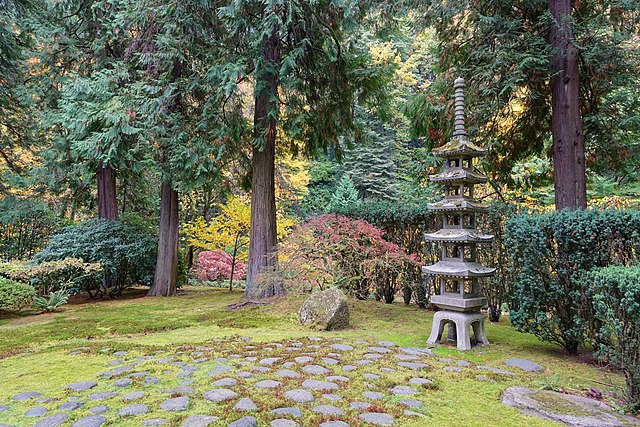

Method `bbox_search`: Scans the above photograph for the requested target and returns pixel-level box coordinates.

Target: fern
[32,289,69,312]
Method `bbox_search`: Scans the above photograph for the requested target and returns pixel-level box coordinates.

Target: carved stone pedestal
[427,310,489,351]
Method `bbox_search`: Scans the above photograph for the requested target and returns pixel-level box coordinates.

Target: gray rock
[377,341,397,347]
[399,399,423,408]
[502,386,639,427]
[113,351,128,356]
[34,413,69,427]
[122,391,145,401]
[145,376,161,384]
[356,360,374,365]
[25,406,48,417]
[260,357,281,366]
[203,388,237,403]
[142,418,168,426]
[114,378,132,387]
[397,362,428,370]
[326,375,349,382]
[255,379,281,389]
[505,358,544,372]
[313,404,344,416]
[208,365,233,376]
[380,367,396,373]
[395,354,419,361]
[322,357,340,365]
[477,366,516,376]
[71,415,106,427]
[399,347,433,357]
[0,405,8,412]
[342,365,357,371]
[271,420,298,427]
[351,401,371,410]
[160,396,190,411]
[443,366,462,373]
[438,357,453,363]
[169,385,195,396]
[118,403,149,416]
[88,392,118,401]
[364,353,383,360]
[228,416,257,427]
[212,377,237,387]
[404,410,427,418]
[285,389,314,403]
[456,360,472,367]
[363,391,384,400]
[236,371,254,379]
[331,344,353,352]
[65,381,97,392]
[390,386,418,396]
[368,346,392,354]
[299,288,349,330]
[359,412,394,426]
[12,391,42,401]
[364,373,380,380]
[234,397,258,411]
[59,400,84,411]
[294,356,313,364]
[476,375,496,383]
[90,405,109,415]
[302,364,330,375]
[271,407,302,418]
[106,359,123,366]
[409,378,433,386]
[322,393,342,401]
[251,366,270,373]
[320,422,350,427]
[181,415,219,427]
[302,379,338,390]
[276,369,301,378]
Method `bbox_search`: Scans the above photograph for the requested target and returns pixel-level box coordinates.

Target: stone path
[0,337,543,426]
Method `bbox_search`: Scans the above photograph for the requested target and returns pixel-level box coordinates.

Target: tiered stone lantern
[423,77,495,351]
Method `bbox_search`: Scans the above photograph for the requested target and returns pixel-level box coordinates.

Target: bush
[0,277,35,310]
[34,219,157,297]
[32,289,69,312]
[590,266,640,410]
[0,258,102,295]
[505,209,640,354]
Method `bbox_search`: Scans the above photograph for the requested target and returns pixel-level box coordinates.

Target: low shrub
[590,266,640,410]
[0,277,36,310]
[32,289,69,312]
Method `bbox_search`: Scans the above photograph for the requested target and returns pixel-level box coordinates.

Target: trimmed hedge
[0,277,35,310]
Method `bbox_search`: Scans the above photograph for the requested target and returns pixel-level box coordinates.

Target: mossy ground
[0,286,631,426]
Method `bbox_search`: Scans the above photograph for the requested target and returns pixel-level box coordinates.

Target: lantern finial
[452,77,467,141]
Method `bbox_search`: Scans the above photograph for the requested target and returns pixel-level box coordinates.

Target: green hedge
[0,277,35,310]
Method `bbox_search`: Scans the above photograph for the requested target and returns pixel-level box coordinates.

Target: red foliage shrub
[193,250,247,282]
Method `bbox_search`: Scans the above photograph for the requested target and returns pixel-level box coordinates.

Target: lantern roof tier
[427,198,487,212]
[424,229,493,243]
[422,261,496,278]
[430,167,487,184]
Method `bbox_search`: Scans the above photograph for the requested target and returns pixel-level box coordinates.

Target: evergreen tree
[329,175,361,212]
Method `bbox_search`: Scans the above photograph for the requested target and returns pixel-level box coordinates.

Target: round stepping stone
[456,360,472,367]
[342,365,357,371]
[35,413,69,427]
[313,404,344,416]
[251,366,271,373]
[359,412,394,426]
[181,415,219,427]
[0,405,8,412]
[142,418,168,426]
[271,407,302,418]
[322,357,339,365]
[409,378,433,386]
[88,392,118,401]
[505,358,544,372]
[59,401,84,411]
[237,371,254,379]
[203,389,237,403]
[320,422,350,427]
[380,367,396,373]
[364,353,383,360]
[118,403,149,416]
[302,364,330,375]
[285,389,314,403]
[12,391,42,401]
[228,416,257,427]
[90,405,108,415]
[364,373,380,380]
[363,391,384,400]
[476,375,496,383]
[444,366,462,373]
[323,393,342,401]
[356,360,374,365]
[114,378,132,387]
[26,406,48,417]
[271,420,298,427]
[397,362,428,370]
[438,357,453,363]
[169,385,195,396]
[404,410,426,417]
[71,415,106,427]
[276,369,301,378]
[377,341,397,347]
[255,379,281,389]
[260,357,281,366]
[145,376,160,384]
[282,362,295,368]
[208,366,233,376]
[395,354,419,361]
[160,396,190,411]
[234,397,258,411]
[212,377,237,387]
[368,346,392,354]
[106,359,123,366]
[122,391,145,401]
[326,375,349,382]
[391,385,418,396]
[113,351,128,356]
[294,356,313,364]
[65,381,97,391]
[399,399,423,408]
[331,344,354,352]
[302,379,338,391]
[351,401,372,410]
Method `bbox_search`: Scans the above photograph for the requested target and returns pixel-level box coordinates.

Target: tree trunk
[549,0,587,210]
[97,162,118,220]
[245,18,281,299]
[148,181,179,297]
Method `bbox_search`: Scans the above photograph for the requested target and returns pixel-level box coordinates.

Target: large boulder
[299,288,349,330]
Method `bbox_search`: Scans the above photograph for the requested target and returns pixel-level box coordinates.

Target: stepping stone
[208,366,233,376]
[276,369,301,378]
[364,373,380,380]
[342,365,357,371]
[181,378,195,386]
[404,410,427,417]
[409,378,433,386]
[399,347,433,356]
[294,356,313,364]
[260,357,281,366]
[90,405,109,415]
[106,359,123,366]
[438,357,453,363]
[302,365,330,375]
[170,385,195,395]
[322,357,340,365]
[71,415,106,427]
[323,393,342,401]
[327,375,349,382]
[397,362,428,370]
[302,379,338,390]
[364,353,383,360]
[391,385,418,395]
[313,404,344,416]
[477,366,516,376]
[145,376,161,384]
[234,397,258,411]
[320,422,349,427]
[368,347,392,354]
[35,413,69,427]
[12,391,42,401]
[399,399,423,408]
[118,403,149,415]
[88,392,118,401]
[456,360,472,367]
[380,367,396,373]
[395,354,419,361]
[160,396,190,411]
[363,391,384,400]
[59,401,84,410]
[505,358,544,372]
[212,378,237,387]
[38,398,55,403]
[356,360,374,365]
[359,412,394,426]
[271,407,302,418]
[142,418,168,426]
[377,341,396,347]
[282,362,295,368]
[114,378,132,387]
[122,391,145,401]
[351,401,372,410]
[443,366,462,373]
[251,366,271,373]
[236,371,254,378]
[476,375,496,383]
[0,405,8,412]
[65,381,97,391]
[331,344,354,352]
[285,389,314,403]
[228,416,257,427]
[203,389,237,403]
[25,406,48,417]
[182,415,219,427]
[255,379,281,388]
[271,420,298,427]
[137,356,153,361]
[113,351,128,356]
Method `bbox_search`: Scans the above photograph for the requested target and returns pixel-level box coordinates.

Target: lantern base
[427,310,489,351]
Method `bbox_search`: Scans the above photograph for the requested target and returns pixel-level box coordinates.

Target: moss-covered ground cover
[0,287,631,426]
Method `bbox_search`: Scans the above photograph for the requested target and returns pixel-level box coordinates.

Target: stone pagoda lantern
[423,77,495,351]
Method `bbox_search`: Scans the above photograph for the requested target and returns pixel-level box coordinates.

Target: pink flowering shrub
[193,250,247,282]
[267,214,421,302]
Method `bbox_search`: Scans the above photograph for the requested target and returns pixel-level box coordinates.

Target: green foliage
[0,276,35,310]
[590,266,640,410]
[0,258,102,295]
[329,175,361,213]
[34,219,157,297]
[505,209,640,353]
[32,289,69,313]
